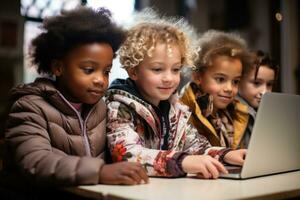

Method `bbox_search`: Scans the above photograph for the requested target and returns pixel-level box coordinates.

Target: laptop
[220,92,300,179]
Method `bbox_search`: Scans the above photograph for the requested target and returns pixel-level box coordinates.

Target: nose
[93,73,105,86]
[162,71,173,83]
[260,85,268,95]
[224,81,233,93]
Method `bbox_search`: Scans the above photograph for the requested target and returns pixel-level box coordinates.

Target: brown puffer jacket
[4,78,106,186]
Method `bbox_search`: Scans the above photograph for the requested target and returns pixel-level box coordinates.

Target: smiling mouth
[89,90,103,96]
[255,96,262,100]
[218,96,232,103]
[219,95,232,99]
[159,87,173,89]
[158,86,174,91]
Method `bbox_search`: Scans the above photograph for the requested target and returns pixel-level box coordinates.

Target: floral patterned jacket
[105,78,227,177]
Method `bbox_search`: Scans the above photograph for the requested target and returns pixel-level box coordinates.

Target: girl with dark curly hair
[3,6,148,195]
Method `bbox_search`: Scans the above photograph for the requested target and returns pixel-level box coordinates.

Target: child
[106,10,246,179]
[238,50,279,147]
[180,30,253,149]
[3,6,148,192]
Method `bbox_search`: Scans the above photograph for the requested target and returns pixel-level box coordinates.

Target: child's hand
[181,155,228,179]
[224,149,247,166]
[99,162,149,185]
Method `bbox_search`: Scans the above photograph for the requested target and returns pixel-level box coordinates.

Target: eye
[233,79,240,86]
[215,77,225,83]
[104,69,111,76]
[172,67,182,74]
[82,67,94,74]
[267,82,274,88]
[151,67,162,73]
[252,80,262,87]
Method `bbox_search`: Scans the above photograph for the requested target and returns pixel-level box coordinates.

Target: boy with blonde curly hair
[105,10,246,179]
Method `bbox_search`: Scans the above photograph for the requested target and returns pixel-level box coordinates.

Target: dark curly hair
[30,6,126,75]
[248,50,279,81]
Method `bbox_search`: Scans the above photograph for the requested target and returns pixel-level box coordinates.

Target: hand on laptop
[224,149,247,166]
[181,155,228,179]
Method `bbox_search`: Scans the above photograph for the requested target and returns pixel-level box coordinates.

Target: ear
[51,60,64,77]
[192,71,202,85]
[127,67,138,81]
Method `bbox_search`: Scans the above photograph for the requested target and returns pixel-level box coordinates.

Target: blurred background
[0,0,299,133]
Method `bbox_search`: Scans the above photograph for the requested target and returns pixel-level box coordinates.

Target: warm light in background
[275,12,283,22]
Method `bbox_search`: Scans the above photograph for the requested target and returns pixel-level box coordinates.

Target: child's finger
[128,163,149,183]
[212,159,228,174]
[241,150,247,161]
[236,157,245,165]
[123,169,142,184]
[135,166,149,183]
[119,174,137,185]
[198,165,211,179]
[241,149,247,157]
[206,162,220,179]
[196,172,212,179]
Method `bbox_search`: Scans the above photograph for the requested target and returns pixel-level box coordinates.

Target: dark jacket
[4,78,106,187]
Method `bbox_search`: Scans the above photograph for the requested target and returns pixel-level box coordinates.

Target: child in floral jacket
[106,9,246,179]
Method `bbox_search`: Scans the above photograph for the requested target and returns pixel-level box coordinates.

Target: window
[87,0,135,83]
[22,0,134,83]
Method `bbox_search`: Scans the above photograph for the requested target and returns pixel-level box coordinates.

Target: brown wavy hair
[194,30,253,74]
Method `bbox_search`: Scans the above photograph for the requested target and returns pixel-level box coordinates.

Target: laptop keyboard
[225,165,242,174]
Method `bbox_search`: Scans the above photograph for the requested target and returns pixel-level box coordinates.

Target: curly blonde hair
[194,30,253,74]
[119,8,197,70]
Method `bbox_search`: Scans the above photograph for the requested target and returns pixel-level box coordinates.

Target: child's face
[239,65,275,108]
[128,43,182,106]
[198,56,242,111]
[53,43,113,104]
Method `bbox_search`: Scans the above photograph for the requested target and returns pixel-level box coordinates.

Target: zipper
[58,93,92,156]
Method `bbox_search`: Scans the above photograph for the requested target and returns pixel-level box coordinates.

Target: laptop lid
[222,92,300,179]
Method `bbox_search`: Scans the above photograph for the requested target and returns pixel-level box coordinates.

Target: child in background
[238,50,279,148]
[106,10,246,179]
[180,30,253,149]
[3,6,148,193]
